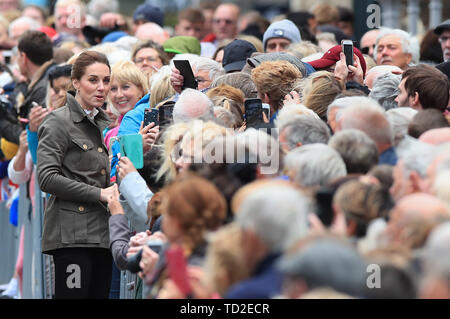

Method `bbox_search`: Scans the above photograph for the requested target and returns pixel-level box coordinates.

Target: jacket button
[78,206,84,212]
[98,147,103,153]
[101,169,106,175]
[83,144,88,150]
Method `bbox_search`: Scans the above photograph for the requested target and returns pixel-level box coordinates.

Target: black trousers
[51,247,112,299]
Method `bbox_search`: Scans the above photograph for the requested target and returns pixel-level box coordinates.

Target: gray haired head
[329,129,379,174]
[236,185,310,252]
[369,72,402,111]
[284,143,347,188]
[277,239,368,297]
[281,115,331,150]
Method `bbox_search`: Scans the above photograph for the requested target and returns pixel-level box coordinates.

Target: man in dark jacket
[0,30,55,145]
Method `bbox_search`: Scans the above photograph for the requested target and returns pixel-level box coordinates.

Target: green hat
[163,36,201,55]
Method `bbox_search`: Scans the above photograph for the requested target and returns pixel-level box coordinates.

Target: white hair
[385,107,418,146]
[173,88,214,123]
[236,185,310,252]
[396,136,437,177]
[275,103,320,128]
[375,27,420,65]
[366,65,402,81]
[87,0,119,20]
[285,143,347,188]
[150,65,172,89]
[9,16,40,38]
[191,56,225,82]
[113,36,138,51]
[369,72,402,111]
[331,96,384,124]
[281,115,331,150]
[170,54,200,67]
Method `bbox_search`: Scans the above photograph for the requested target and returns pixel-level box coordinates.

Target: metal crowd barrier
[1,169,137,299]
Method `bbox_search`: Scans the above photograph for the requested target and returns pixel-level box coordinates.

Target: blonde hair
[251,60,302,110]
[149,65,175,108]
[156,122,192,183]
[312,3,339,25]
[301,71,344,120]
[287,41,321,60]
[207,84,245,122]
[180,120,228,157]
[237,34,264,53]
[204,223,249,296]
[111,60,149,93]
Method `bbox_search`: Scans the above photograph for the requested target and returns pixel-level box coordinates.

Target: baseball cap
[308,45,367,77]
[434,19,450,36]
[222,39,257,73]
[263,19,302,51]
[163,36,201,55]
[133,4,164,27]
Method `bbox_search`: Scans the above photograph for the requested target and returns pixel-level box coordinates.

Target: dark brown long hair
[71,50,110,81]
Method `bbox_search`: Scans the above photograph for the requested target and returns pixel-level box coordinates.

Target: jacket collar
[66,93,111,130]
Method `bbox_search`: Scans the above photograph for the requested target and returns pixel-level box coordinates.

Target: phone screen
[158,101,175,128]
[245,98,264,126]
[174,60,198,91]
[342,41,354,67]
[144,108,159,127]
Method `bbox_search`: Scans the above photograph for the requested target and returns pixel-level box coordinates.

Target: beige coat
[37,94,111,253]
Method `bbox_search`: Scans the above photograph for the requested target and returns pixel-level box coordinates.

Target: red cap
[309,45,367,78]
[38,26,58,40]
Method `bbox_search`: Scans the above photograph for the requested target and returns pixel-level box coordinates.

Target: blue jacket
[26,127,38,165]
[225,253,283,299]
[110,94,150,178]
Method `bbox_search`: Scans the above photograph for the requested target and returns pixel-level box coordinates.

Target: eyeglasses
[361,44,375,55]
[438,36,450,44]
[195,77,210,84]
[134,56,160,64]
[212,18,234,25]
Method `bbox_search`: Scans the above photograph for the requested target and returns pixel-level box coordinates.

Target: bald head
[212,3,240,41]
[365,65,402,89]
[386,193,449,247]
[135,22,169,44]
[360,29,380,58]
[419,128,450,145]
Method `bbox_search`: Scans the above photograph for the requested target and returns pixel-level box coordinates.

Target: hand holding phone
[166,245,192,297]
[173,60,198,91]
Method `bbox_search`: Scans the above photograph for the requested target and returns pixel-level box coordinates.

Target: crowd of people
[0,0,449,300]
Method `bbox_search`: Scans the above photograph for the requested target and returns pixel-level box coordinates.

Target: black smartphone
[158,100,175,128]
[174,60,198,91]
[144,108,159,127]
[244,98,264,127]
[342,40,354,69]
[314,187,335,227]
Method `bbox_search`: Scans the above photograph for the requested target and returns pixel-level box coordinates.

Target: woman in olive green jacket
[37,51,116,299]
